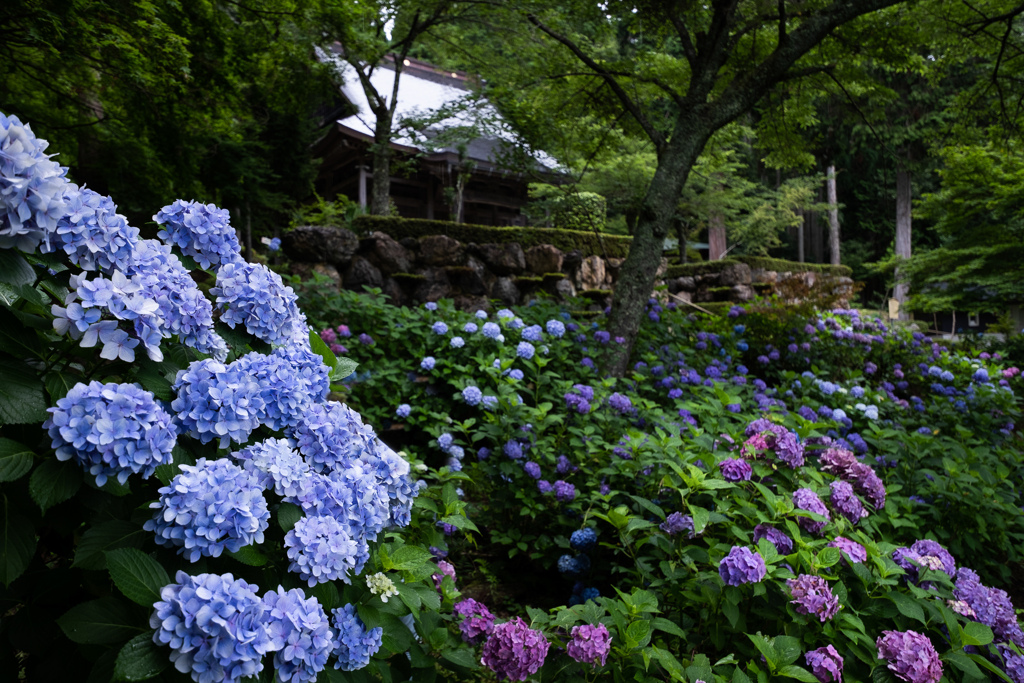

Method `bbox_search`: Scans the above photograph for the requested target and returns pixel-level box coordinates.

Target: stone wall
[284,225,853,311]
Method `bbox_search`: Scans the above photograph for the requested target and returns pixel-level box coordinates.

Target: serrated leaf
[887,592,926,624]
[227,545,268,567]
[277,502,303,532]
[962,621,994,646]
[310,582,340,611]
[334,357,358,380]
[651,617,686,637]
[441,647,478,670]
[73,520,147,570]
[57,597,140,644]
[309,330,338,369]
[777,665,819,682]
[44,370,79,403]
[0,438,33,482]
[816,547,841,568]
[747,633,778,670]
[387,545,434,571]
[0,502,36,587]
[773,636,803,667]
[0,356,48,425]
[114,632,168,681]
[625,619,652,649]
[29,458,81,513]
[0,251,36,288]
[106,548,170,607]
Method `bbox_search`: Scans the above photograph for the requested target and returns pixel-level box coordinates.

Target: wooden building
[313,52,557,226]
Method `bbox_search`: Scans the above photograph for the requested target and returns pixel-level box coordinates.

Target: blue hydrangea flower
[438,433,454,451]
[332,604,383,671]
[462,386,483,406]
[146,457,269,562]
[516,342,535,359]
[155,199,241,269]
[289,401,376,473]
[44,381,176,487]
[424,302,438,311]
[504,440,523,459]
[421,356,436,371]
[268,236,282,251]
[608,392,633,414]
[171,358,266,447]
[554,480,576,502]
[431,321,448,335]
[497,308,515,320]
[463,322,478,333]
[284,515,361,586]
[508,369,524,381]
[0,112,70,252]
[521,325,543,342]
[49,186,139,272]
[151,571,272,683]
[450,336,465,348]
[570,528,598,553]
[234,349,330,431]
[212,260,304,347]
[262,587,335,683]
[396,404,411,418]
[546,320,566,337]
[482,322,501,340]
[475,310,488,319]
[235,438,310,498]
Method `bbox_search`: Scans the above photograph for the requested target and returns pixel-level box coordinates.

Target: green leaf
[625,619,652,649]
[29,458,82,513]
[441,647,478,670]
[334,357,359,380]
[153,445,196,485]
[887,592,926,625]
[0,251,36,288]
[57,597,140,644]
[651,617,686,638]
[0,308,44,358]
[776,665,819,682]
[114,632,168,681]
[310,582,341,611]
[816,547,841,568]
[277,502,303,532]
[687,505,710,535]
[437,514,479,533]
[0,438,34,482]
[44,370,79,403]
[944,651,985,681]
[0,503,36,586]
[747,634,778,670]
[73,521,147,570]
[387,545,434,571]
[227,545,268,567]
[773,636,803,667]
[309,330,338,369]
[0,356,48,425]
[106,548,171,607]
[961,621,994,647]
[134,364,173,401]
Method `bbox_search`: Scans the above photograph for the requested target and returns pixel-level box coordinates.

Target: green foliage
[528,185,608,232]
[351,214,633,257]
[290,193,364,229]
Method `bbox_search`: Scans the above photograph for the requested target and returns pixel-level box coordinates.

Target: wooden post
[827,164,840,265]
[895,169,912,320]
[708,211,726,260]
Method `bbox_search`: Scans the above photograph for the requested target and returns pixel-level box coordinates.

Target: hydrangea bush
[0,113,477,683]
[294,279,1024,682]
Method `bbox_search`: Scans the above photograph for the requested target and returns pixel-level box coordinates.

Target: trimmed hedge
[352,215,633,259]
[663,256,852,279]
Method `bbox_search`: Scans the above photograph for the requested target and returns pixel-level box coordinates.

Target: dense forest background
[3,0,1024,314]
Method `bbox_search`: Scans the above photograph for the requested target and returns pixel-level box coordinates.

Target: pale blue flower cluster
[332,604,383,671]
[155,199,241,269]
[146,457,270,562]
[516,341,535,359]
[262,587,336,683]
[213,260,304,347]
[482,322,501,339]
[521,324,543,342]
[49,186,139,272]
[431,321,448,334]
[0,112,69,251]
[546,319,566,337]
[462,386,483,406]
[235,349,330,430]
[151,571,273,683]
[284,514,360,586]
[236,438,310,498]
[43,381,176,486]
[171,358,265,447]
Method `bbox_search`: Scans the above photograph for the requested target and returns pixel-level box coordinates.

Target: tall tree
[510,0,914,374]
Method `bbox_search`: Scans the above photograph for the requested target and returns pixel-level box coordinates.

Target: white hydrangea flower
[366,572,399,603]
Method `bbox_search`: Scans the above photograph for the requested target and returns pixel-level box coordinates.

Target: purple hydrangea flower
[661,512,696,538]
[876,630,943,683]
[608,392,633,414]
[793,488,831,536]
[830,480,868,523]
[554,480,576,502]
[480,617,549,681]
[44,381,175,487]
[503,440,523,459]
[805,645,843,682]
[150,571,272,683]
[145,458,269,562]
[753,524,793,555]
[828,537,867,563]
[537,479,553,493]
[719,458,752,482]
[524,461,541,479]
[910,539,956,579]
[567,623,612,668]
[719,546,766,586]
[954,568,1024,644]
[262,587,335,683]
[787,574,840,621]
[358,333,373,346]
[453,598,495,644]
[332,604,382,671]
[433,560,457,590]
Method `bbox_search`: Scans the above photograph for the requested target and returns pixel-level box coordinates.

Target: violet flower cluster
[480,617,550,681]
[44,380,176,486]
[787,574,840,621]
[719,546,766,586]
[742,417,804,468]
[567,623,612,668]
[875,630,943,683]
[805,645,843,682]
[453,598,495,644]
[792,487,831,536]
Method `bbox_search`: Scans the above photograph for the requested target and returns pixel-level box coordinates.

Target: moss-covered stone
[352,215,632,259]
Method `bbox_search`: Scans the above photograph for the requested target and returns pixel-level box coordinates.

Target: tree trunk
[894,169,912,320]
[827,164,840,265]
[605,121,709,375]
[797,213,805,263]
[371,114,393,215]
[708,211,727,260]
